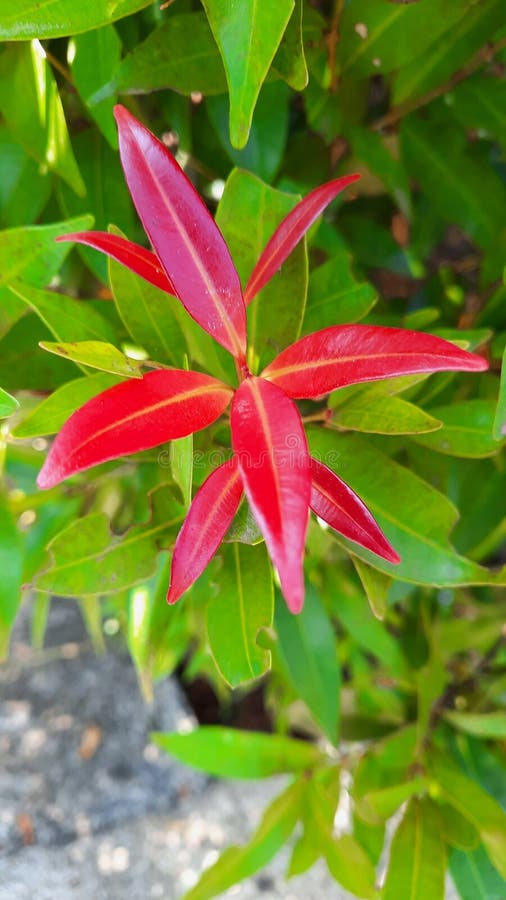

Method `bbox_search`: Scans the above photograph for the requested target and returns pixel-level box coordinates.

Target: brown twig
[326,0,345,93]
[371,38,506,131]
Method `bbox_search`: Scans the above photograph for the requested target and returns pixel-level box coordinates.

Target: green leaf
[331,389,442,435]
[216,169,307,369]
[338,0,472,77]
[207,542,273,687]
[393,0,504,105]
[7,283,117,347]
[0,316,81,391]
[443,711,506,740]
[288,768,341,878]
[450,844,506,900]
[438,803,480,851]
[450,73,506,148]
[358,778,429,826]
[70,25,122,148]
[0,492,24,659]
[271,0,307,91]
[412,400,502,458]
[430,754,506,879]
[0,41,84,195]
[493,344,506,440]
[39,341,143,377]
[101,13,227,101]
[0,388,19,418]
[0,127,51,228]
[13,373,120,438]
[0,0,153,39]
[307,428,506,588]
[152,727,323,779]
[201,0,294,148]
[352,557,392,620]
[171,433,193,510]
[0,215,93,291]
[181,778,304,900]
[303,252,376,334]
[206,80,290,182]
[34,487,184,596]
[274,587,340,743]
[383,798,446,900]
[108,232,188,367]
[346,125,411,218]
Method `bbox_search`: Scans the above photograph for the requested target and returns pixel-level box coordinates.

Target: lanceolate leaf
[114,105,247,360]
[383,798,446,900]
[231,376,310,613]
[310,457,400,563]
[168,458,243,604]
[0,388,19,418]
[56,231,175,294]
[13,373,120,438]
[0,0,153,39]
[262,325,487,398]
[244,175,360,305]
[37,370,233,489]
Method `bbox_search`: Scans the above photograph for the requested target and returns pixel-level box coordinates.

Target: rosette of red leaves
[38,106,487,613]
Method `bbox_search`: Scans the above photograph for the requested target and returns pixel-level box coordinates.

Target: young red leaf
[244,174,361,305]
[37,370,233,489]
[262,325,488,398]
[114,105,247,360]
[230,376,311,613]
[167,458,243,605]
[55,231,175,294]
[310,457,400,564]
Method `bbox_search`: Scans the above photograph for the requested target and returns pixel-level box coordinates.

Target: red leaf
[167,458,243,604]
[244,174,361,305]
[55,231,175,294]
[230,376,310,613]
[263,325,488,398]
[310,458,400,564]
[37,370,233,489]
[114,105,247,360]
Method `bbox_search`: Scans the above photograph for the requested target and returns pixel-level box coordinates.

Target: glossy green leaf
[181,778,304,900]
[0,0,153,39]
[303,252,376,335]
[275,587,340,743]
[338,0,472,77]
[39,341,143,377]
[0,128,51,228]
[102,13,227,101]
[70,25,121,148]
[393,0,504,104]
[0,492,24,659]
[271,0,307,91]
[307,428,506,588]
[0,42,84,195]
[450,73,506,148]
[352,557,392,620]
[412,400,501,458]
[8,283,117,347]
[202,0,294,148]
[108,233,188,366]
[216,169,307,370]
[0,388,19,418]
[152,727,323,779]
[206,80,290,182]
[430,755,506,879]
[0,216,93,290]
[450,844,506,900]
[444,711,506,740]
[493,345,506,440]
[13,373,120,438]
[383,798,446,900]
[207,542,273,687]
[0,316,81,391]
[359,778,429,825]
[34,487,184,596]
[331,389,442,435]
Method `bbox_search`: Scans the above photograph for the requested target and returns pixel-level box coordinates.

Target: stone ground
[0,599,345,899]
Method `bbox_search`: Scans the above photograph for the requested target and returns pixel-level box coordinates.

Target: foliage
[0,2,505,898]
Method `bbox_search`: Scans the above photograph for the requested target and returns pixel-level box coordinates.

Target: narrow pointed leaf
[0,388,19,418]
[310,457,400,564]
[383,798,446,900]
[39,340,143,377]
[13,373,120,438]
[168,458,243,605]
[230,376,310,613]
[114,105,247,359]
[244,175,360,304]
[37,369,233,489]
[56,231,175,294]
[263,325,488,398]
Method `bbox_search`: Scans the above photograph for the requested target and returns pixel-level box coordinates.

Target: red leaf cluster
[43,107,488,612]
